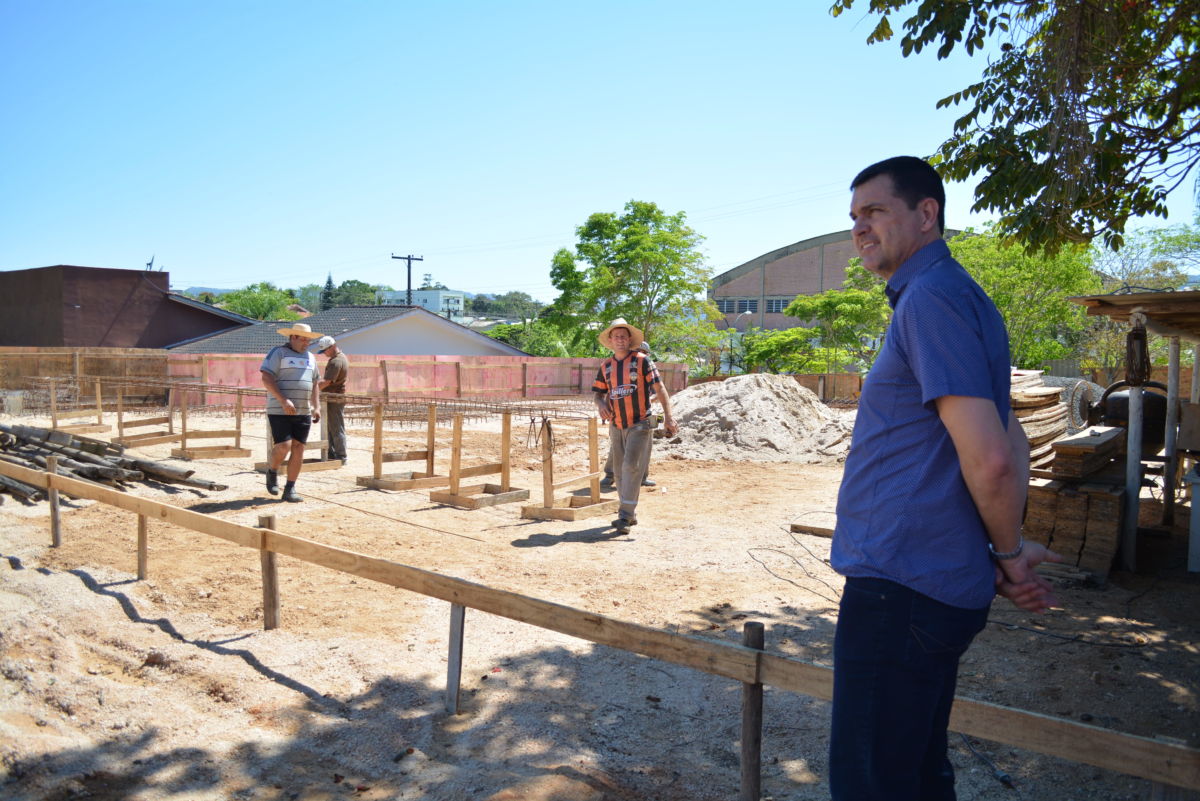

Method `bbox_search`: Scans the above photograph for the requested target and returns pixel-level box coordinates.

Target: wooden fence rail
[1,458,1196,793]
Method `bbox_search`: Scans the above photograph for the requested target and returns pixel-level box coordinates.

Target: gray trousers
[609,419,654,521]
[324,395,347,462]
[604,424,651,482]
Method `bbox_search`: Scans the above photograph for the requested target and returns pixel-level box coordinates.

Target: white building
[377,288,466,319]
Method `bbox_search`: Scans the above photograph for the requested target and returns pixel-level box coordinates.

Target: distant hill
[179,286,236,297]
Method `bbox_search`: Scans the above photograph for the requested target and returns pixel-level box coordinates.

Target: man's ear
[918,197,940,232]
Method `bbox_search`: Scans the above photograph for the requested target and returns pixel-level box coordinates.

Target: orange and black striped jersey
[592,352,661,428]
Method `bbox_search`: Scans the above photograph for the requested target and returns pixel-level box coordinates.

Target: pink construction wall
[168,353,688,406]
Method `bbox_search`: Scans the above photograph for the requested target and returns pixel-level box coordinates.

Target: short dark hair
[851,156,946,234]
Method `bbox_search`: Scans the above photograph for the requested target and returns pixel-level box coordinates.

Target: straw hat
[597,318,644,351]
[276,322,323,339]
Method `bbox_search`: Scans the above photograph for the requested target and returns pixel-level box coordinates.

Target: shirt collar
[884,239,951,308]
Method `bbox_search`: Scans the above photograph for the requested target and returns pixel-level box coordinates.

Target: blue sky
[2,1,1196,302]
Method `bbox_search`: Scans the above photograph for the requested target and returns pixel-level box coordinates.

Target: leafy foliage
[468,291,545,320]
[220,282,300,321]
[320,275,335,311]
[485,319,572,357]
[830,0,1200,254]
[781,263,892,372]
[949,226,1100,367]
[546,200,717,363]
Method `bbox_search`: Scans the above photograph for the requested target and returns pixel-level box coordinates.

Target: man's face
[288,335,309,352]
[608,327,632,352]
[850,174,937,280]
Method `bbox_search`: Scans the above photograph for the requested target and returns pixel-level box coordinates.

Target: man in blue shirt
[830,156,1061,800]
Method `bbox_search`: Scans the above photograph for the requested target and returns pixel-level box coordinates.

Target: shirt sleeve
[893,284,995,406]
[592,363,609,395]
[260,347,278,376]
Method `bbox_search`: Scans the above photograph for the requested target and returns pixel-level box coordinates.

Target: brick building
[710,231,858,331]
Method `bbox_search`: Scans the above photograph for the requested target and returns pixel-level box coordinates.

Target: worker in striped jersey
[592,319,678,532]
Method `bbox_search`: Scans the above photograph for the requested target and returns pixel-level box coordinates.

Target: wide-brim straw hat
[598,318,644,351]
[276,322,323,339]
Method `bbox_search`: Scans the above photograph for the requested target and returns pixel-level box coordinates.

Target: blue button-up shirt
[832,239,1011,609]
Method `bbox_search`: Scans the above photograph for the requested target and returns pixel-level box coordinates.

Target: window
[737,299,758,313]
[766,298,788,314]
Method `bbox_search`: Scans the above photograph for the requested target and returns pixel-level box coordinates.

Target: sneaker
[641,478,656,487]
[265,469,279,496]
[282,485,302,503]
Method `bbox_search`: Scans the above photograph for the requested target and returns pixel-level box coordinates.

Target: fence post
[137,514,148,580]
[47,455,61,547]
[741,621,765,801]
[446,603,466,715]
[257,514,280,630]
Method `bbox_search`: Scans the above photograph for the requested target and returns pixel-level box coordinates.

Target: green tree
[1082,224,1194,381]
[485,319,571,356]
[743,327,823,373]
[332,279,380,306]
[293,283,322,313]
[220,282,300,321]
[831,0,1200,254]
[419,273,449,290]
[950,226,1101,368]
[783,263,892,373]
[320,274,335,311]
[494,290,543,321]
[547,199,716,360]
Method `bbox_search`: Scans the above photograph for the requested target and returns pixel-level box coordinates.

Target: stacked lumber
[1050,426,1125,479]
[1024,477,1123,579]
[0,423,228,501]
[1011,370,1068,470]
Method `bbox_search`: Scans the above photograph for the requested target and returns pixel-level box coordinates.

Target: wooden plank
[121,416,172,428]
[521,498,618,521]
[262,529,759,684]
[115,432,182,447]
[458,462,502,479]
[789,523,834,538]
[382,450,429,463]
[57,423,110,434]
[177,429,239,440]
[429,484,530,509]
[254,458,343,473]
[1055,427,1126,455]
[552,470,604,491]
[357,473,450,491]
[171,446,253,460]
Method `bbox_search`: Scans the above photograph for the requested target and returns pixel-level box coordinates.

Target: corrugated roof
[167,305,528,355]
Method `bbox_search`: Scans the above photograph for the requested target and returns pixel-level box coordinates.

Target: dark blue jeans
[830,577,989,801]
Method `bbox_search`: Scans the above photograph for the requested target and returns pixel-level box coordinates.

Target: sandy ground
[0,393,1197,801]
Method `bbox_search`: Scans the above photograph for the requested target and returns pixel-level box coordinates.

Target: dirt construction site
[0,374,1197,801]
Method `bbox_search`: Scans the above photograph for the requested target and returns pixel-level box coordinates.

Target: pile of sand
[660,374,853,463]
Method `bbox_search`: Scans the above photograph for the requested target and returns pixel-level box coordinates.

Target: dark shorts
[268,414,311,445]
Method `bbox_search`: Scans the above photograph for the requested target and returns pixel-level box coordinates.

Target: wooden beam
[258,514,280,631]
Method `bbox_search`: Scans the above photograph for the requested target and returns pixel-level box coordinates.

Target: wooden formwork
[429,412,529,509]
[357,401,447,490]
[48,377,110,435]
[113,382,181,448]
[171,389,251,460]
[521,417,616,521]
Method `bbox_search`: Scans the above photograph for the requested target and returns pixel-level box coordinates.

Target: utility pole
[391,254,424,306]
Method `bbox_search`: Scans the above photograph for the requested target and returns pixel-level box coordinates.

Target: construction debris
[0,423,228,500]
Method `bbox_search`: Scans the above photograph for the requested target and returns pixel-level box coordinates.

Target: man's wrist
[988,535,1024,561]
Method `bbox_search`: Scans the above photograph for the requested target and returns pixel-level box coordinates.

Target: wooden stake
[94,379,103,425]
[116,384,125,439]
[501,413,511,491]
[49,377,59,430]
[542,419,554,507]
[257,514,280,631]
[180,386,189,451]
[449,414,463,495]
[588,417,600,502]
[137,513,148,580]
[446,603,466,715]
[740,621,764,801]
[47,455,61,547]
[426,403,436,477]
[373,401,384,480]
[234,393,243,449]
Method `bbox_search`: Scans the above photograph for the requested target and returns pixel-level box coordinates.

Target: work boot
[641,478,656,487]
[282,483,302,503]
[265,469,279,496]
[611,516,637,532]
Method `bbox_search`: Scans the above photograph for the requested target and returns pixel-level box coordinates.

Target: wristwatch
[988,536,1024,561]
